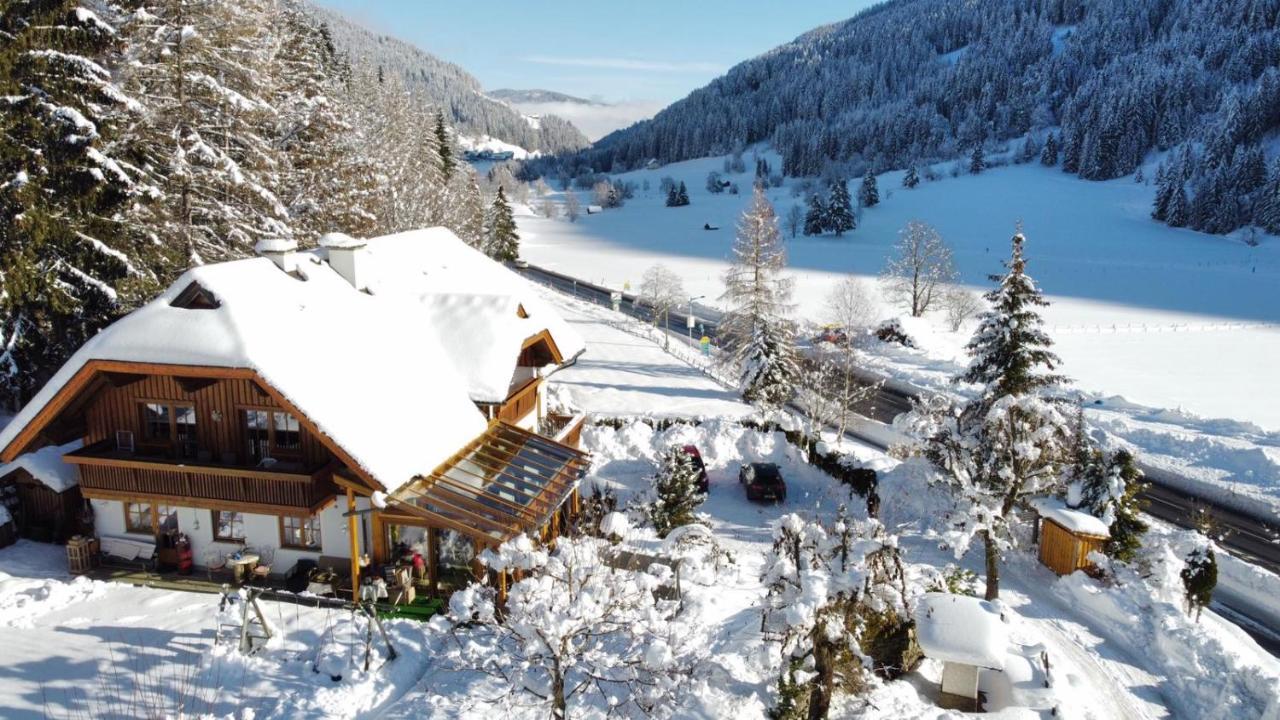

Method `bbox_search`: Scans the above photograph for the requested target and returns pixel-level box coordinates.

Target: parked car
[681,445,709,493]
[739,462,786,503]
[814,325,849,346]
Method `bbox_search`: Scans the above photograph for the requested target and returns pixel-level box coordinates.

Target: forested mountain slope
[561,0,1280,237]
[309,6,589,154]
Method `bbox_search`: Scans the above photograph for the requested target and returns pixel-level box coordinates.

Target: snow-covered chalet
[0,228,589,596]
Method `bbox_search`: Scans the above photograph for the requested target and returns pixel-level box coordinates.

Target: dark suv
[739,462,786,503]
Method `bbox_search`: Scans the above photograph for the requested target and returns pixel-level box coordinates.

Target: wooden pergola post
[427,527,438,594]
[370,509,387,565]
[347,488,360,602]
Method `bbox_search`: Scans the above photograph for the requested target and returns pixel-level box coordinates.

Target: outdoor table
[227,553,260,585]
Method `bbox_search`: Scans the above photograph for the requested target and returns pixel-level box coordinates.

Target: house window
[124,501,153,534]
[139,403,198,458]
[156,504,179,534]
[243,409,301,462]
[280,515,321,550]
[212,510,245,543]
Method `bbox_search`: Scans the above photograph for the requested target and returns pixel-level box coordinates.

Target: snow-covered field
[514,151,1280,515]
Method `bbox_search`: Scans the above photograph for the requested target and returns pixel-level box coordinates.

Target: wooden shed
[1031,498,1110,576]
[0,442,88,543]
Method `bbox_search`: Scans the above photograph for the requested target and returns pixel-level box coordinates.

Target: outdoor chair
[251,546,274,584]
[203,549,227,582]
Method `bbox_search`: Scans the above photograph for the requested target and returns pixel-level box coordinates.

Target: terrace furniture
[99,535,157,576]
[203,549,228,582]
[226,552,260,585]
[251,547,275,584]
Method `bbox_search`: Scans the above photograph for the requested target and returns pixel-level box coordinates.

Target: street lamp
[687,295,706,340]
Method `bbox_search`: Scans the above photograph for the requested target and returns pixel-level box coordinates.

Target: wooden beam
[370,510,387,565]
[348,488,360,602]
[174,376,219,394]
[63,451,314,482]
[79,487,319,517]
[103,372,147,388]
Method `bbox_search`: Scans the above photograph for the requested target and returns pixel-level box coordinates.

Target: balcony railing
[65,441,334,512]
[541,413,586,449]
[496,377,540,425]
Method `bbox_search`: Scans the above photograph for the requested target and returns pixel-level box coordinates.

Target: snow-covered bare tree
[563,187,581,222]
[721,187,799,412]
[784,203,803,239]
[446,167,487,249]
[906,232,1071,600]
[639,264,685,348]
[881,221,956,317]
[941,284,982,332]
[447,535,705,719]
[813,278,881,438]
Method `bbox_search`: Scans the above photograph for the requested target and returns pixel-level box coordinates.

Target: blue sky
[314,1,880,105]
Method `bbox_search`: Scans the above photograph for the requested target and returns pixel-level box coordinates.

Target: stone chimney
[254,238,297,272]
[319,232,367,290]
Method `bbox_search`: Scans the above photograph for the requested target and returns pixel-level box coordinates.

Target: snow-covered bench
[99,536,157,575]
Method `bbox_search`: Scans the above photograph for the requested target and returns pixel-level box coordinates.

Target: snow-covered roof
[0,441,82,492]
[914,592,1007,670]
[1031,497,1111,538]
[341,229,585,402]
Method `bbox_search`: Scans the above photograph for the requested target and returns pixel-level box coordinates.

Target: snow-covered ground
[516,151,1280,515]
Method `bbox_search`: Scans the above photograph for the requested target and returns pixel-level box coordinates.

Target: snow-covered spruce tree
[485,186,519,261]
[827,179,855,235]
[447,167,487,249]
[434,110,455,182]
[1180,543,1217,623]
[968,145,986,174]
[914,232,1071,600]
[448,535,704,719]
[901,165,919,189]
[0,1,169,408]
[676,181,690,206]
[880,220,956,317]
[1040,133,1058,166]
[857,168,878,208]
[120,0,291,263]
[645,445,706,538]
[802,193,826,236]
[1097,450,1148,562]
[761,511,912,720]
[721,187,800,412]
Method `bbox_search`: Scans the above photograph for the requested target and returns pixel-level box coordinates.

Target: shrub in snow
[572,482,620,538]
[871,319,915,348]
[643,445,706,538]
[906,232,1072,600]
[1180,544,1217,622]
[761,509,915,719]
[448,535,704,719]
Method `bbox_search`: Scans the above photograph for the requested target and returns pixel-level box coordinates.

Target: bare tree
[817,277,883,438]
[941,284,982,332]
[563,188,581,222]
[784,204,803,239]
[640,264,686,348]
[825,276,876,332]
[881,221,957,317]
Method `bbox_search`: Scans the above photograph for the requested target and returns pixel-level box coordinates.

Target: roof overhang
[521,329,564,366]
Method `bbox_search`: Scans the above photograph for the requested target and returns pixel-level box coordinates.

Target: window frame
[211,509,246,544]
[123,501,154,535]
[239,406,303,462]
[137,401,198,458]
[278,515,322,551]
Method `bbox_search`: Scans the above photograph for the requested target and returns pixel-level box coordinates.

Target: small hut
[0,441,87,543]
[914,592,1008,712]
[1031,498,1110,575]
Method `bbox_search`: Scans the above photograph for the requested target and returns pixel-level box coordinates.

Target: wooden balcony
[542,413,586,449]
[495,377,540,425]
[65,441,336,514]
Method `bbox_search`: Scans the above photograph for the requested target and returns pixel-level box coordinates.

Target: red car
[681,445,710,493]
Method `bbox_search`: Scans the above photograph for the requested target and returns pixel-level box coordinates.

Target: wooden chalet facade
[0,229,589,599]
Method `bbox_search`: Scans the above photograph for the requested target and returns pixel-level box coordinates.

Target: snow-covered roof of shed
[914,592,1007,670]
[1031,497,1111,538]
[0,441,82,493]
[0,251,487,493]
[334,228,585,402]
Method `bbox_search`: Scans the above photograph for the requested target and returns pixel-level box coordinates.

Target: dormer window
[170,281,220,309]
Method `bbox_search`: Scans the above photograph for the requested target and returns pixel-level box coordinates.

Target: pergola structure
[353,420,589,601]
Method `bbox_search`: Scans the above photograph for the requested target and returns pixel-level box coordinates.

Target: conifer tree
[917,231,1071,600]
[902,165,920,189]
[969,145,986,174]
[450,168,487,249]
[486,186,519,261]
[858,168,879,208]
[0,2,167,407]
[665,184,679,207]
[1166,185,1190,227]
[1181,545,1217,623]
[803,193,827,236]
[1040,134,1059,166]
[722,188,799,412]
[676,181,690,206]
[827,179,855,235]
[646,446,706,537]
[1098,450,1148,562]
[1151,164,1173,221]
[434,110,456,181]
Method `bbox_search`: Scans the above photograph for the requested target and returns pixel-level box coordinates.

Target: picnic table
[226,552,260,585]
